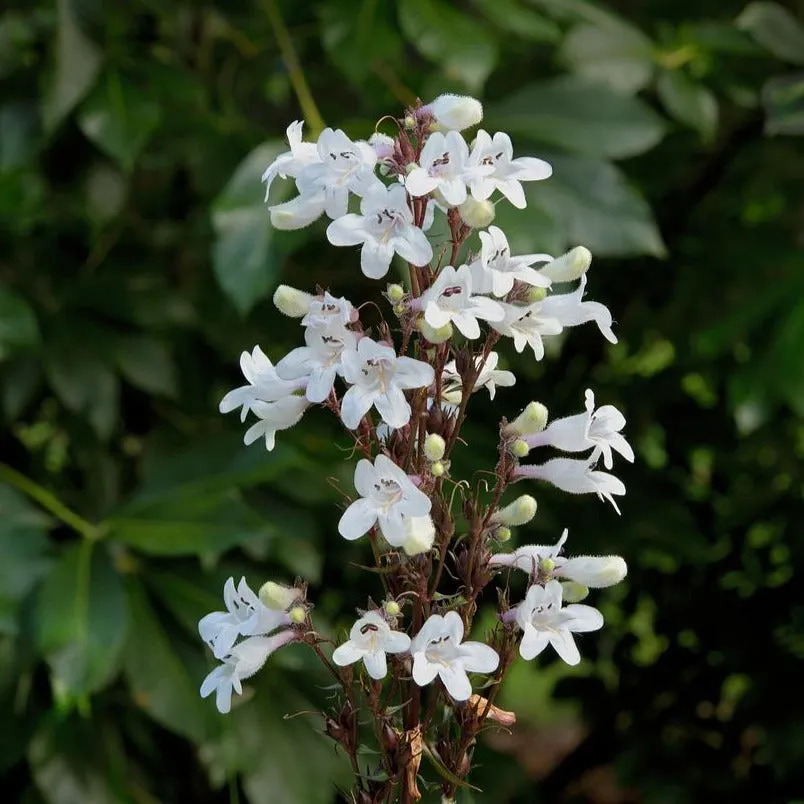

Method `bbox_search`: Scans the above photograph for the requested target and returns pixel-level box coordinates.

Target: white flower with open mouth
[491,302,563,361]
[338,453,432,545]
[332,611,411,679]
[200,631,297,714]
[539,275,617,344]
[526,389,634,469]
[516,457,626,514]
[326,184,433,279]
[242,395,310,451]
[467,130,552,208]
[419,264,504,339]
[261,120,320,200]
[198,577,291,660]
[340,337,434,429]
[471,226,552,297]
[513,580,604,665]
[405,131,472,206]
[441,352,516,406]
[410,611,499,701]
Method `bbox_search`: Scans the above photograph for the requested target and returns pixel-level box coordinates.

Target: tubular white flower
[539,275,617,344]
[516,458,626,514]
[410,611,499,701]
[258,581,301,611]
[470,226,552,297]
[340,337,434,429]
[467,130,552,209]
[269,191,326,230]
[296,128,382,219]
[526,389,634,469]
[273,285,315,318]
[514,580,603,666]
[301,291,356,330]
[332,611,411,679]
[243,396,309,451]
[419,264,504,340]
[506,401,549,436]
[369,132,396,163]
[198,577,291,660]
[426,94,484,131]
[441,352,515,406]
[326,184,433,279]
[200,631,297,714]
[491,302,563,361]
[338,453,432,544]
[405,131,470,206]
[490,529,568,575]
[261,120,320,200]
[540,246,592,283]
[491,494,537,527]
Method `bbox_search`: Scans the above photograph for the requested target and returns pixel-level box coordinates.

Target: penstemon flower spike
[208,93,634,803]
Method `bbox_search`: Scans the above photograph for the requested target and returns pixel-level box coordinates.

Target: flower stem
[0,463,100,540]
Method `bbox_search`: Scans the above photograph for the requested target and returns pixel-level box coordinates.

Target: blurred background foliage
[1,0,803,801]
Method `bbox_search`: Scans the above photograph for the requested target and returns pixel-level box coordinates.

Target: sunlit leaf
[737,2,804,65]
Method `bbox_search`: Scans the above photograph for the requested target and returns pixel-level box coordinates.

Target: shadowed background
[1,0,803,801]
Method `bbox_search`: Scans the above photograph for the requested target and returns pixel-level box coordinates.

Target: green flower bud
[387,283,405,302]
[560,581,589,603]
[526,286,547,303]
[384,600,401,617]
[259,581,301,610]
[431,460,445,477]
[458,196,495,229]
[507,401,548,436]
[273,285,313,318]
[289,606,307,624]
[541,246,592,283]
[496,526,512,542]
[424,433,446,462]
[417,317,453,344]
[493,495,537,527]
[510,439,530,458]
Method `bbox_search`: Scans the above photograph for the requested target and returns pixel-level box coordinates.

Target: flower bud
[288,606,307,624]
[384,600,401,617]
[510,439,530,458]
[369,132,395,160]
[492,495,537,527]
[402,515,436,556]
[259,580,301,610]
[417,317,453,344]
[393,303,405,316]
[507,401,548,436]
[426,94,484,131]
[557,555,627,588]
[431,460,445,478]
[560,581,589,602]
[541,557,555,573]
[496,526,511,542]
[272,285,313,318]
[526,286,547,303]
[423,433,446,462]
[458,196,495,229]
[387,283,405,302]
[541,246,592,283]
[404,115,416,129]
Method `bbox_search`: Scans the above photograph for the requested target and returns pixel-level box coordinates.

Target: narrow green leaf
[737,2,804,65]
[657,70,719,142]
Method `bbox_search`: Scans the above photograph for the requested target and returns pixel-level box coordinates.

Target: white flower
[261,120,320,200]
[332,611,411,679]
[338,453,432,544]
[516,457,626,514]
[540,246,592,283]
[400,513,436,555]
[326,184,433,280]
[369,132,396,163]
[243,395,309,451]
[296,128,381,219]
[219,346,301,423]
[539,275,617,343]
[490,529,627,588]
[442,352,516,405]
[340,337,434,429]
[410,611,499,701]
[198,577,291,660]
[514,580,604,665]
[200,631,296,714]
[491,302,563,360]
[470,226,552,297]
[301,291,356,330]
[425,94,484,131]
[276,323,357,404]
[269,190,326,230]
[405,131,470,206]
[419,265,504,339]
[467,130,552,209]
[526,389,634,469]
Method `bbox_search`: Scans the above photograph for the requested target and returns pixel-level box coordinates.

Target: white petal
[340,385,374,430]
[405,167,440,197]
[353,458,377,498]
[412,653,439,687]
[459,642,499,674]
[361,240,395,279]
[375,386,412,428]
[326,214,367,247]
[394,227,434,267]
[519,628,550,661]
[215,678,234,714]
[362,650,388,679]
[442,610,464,643]
[451,312,481,340]
[550,631,581,665]
[384,631,412,653]
[563,603,605,632]
[332,641,364,666]
[438,664,472,701]
[200,665,227,698]
[338,498,377,540]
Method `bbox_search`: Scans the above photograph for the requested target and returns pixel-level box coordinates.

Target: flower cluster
[203,93,634,802]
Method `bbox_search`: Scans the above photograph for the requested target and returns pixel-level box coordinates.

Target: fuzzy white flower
[470,226,552,297]
[332,611,411,679]
[261,120,320,200]
[441,352,516,405]
[467,130,552,208]
[419,264,504,339]
[338,453,432,544]
[326,184,433,279]
[340,337,434,429]
[539,275,617,343]
[491,302,563,360]
[425,94,484,131]
[516,457,626,514]
[405,131,471,206]
[410,611,499,701]
[526,389,634,469]
[200,631,296,713]
[198,577,291,660]
[514,580,604,665]
[243,396,309,451]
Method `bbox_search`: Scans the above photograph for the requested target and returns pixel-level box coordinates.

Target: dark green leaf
[398,0,499,91]
[112,334,177,398]
[77,71,162,172]
[762,73,804,135]
[657,70,719,141]
[0,102,39,171]
[35,542,128,698]
[488,76,666,158]
[0,285,39,355]
[737,3,804,65]
[471,0,560,42]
